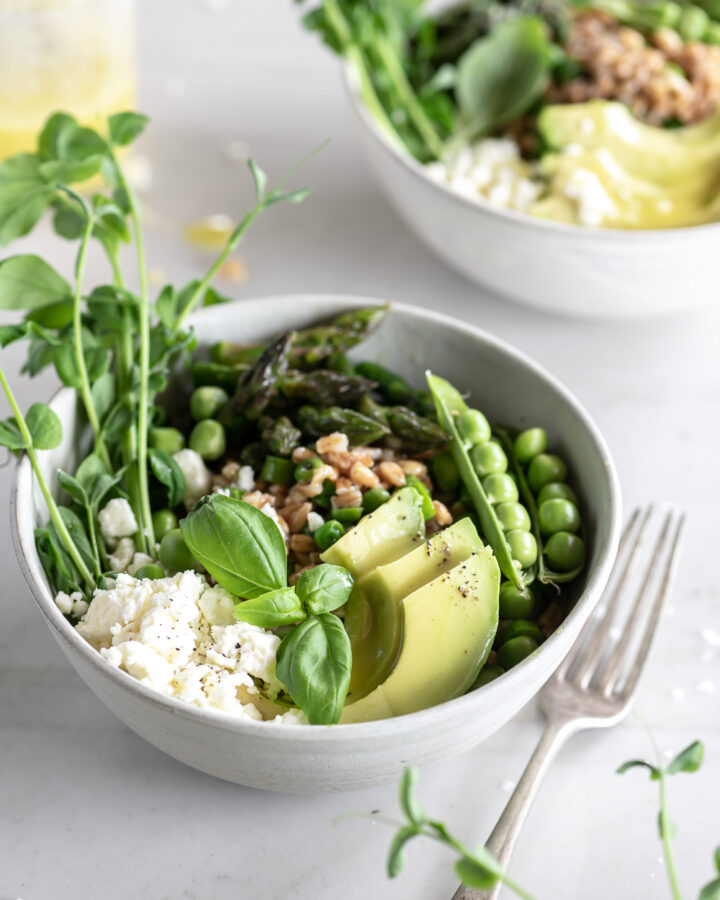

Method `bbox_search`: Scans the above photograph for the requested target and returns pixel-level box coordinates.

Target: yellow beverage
[0,0,136,160]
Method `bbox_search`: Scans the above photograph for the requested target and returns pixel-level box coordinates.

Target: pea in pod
[496,427,586,586]
[426,372,532,593]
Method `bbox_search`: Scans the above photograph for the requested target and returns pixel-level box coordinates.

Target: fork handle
[452,717,579,900]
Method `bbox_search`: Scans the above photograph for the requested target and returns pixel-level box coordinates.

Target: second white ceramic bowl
[12,295,621,792]
[344,66,718,318]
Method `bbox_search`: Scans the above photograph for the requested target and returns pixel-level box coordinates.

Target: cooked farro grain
[350,460,379,488]
[376,460,406,487]
[221,460,241,482]
[398,459,428,478]
[432,500,453,527]
[316,432,349,454]
[291,446,314,463]
[242,490,276,509]
[290,533,317,554]
[332,488,363,509]
[310,463,338,485]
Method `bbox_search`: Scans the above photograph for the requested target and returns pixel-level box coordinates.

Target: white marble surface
[1,2,719,898]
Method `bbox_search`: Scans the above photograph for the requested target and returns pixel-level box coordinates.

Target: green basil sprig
[180,494,287,599]
[232,587,305,629]
[296,563,353,615]
[276,613,352,726]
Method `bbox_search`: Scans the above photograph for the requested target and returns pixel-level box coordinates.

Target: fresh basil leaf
[0,255,70,310]
[148,448,186,508]
[616,759,661,780]
[234,587,306,628]
[455,858,498,889]
[0,418,27,451]
[387,825,418,878]
[180,494,287,599]
[398,767,426,827]
[666,740,704,775]
[275,613,351,724]
[25,298,74,329]
[108,112,149,147]
[247,158,267,204]
[296,563,353,615]
[57,470,89,507]
[26,403,62,450]
[455,16,551,139]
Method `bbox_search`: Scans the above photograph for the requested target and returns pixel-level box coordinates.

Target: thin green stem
[643,725,684,900]
[0,366,94,589]
[84,507,102,577]
[374,34,445,159]
[175,208,261,331]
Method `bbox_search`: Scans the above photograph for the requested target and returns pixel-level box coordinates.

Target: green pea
[149,427,185,455]
[496,619,543,648]
[189,419,226,461]
[527,453,567,492]
[134,563,166,580]
[151,508,178,541]
[473,664,505,688]
[495,501,531,533]
[506,529,538,568]
[405,474,435,521]
[260,455,295,485]
[314,519,345,551]
[190,385,229,421]
[470,441,507,477]
[295,457,323,483]
[456,408,491,445]
[483,473,519,505]
[514,427,548,463]
[545,532,586,571]
[499,581,535,619]
[432,450,460,492]
[538,482,578,506]
[539,498,580,535]
[498,635,539,669]
[159,529,196,573]
[332,507,363,525]
[362,486,391,513]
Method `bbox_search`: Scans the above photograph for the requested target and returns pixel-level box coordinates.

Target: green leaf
[57,470,89,507]
[25,298,74,329]
[0,255,70,310]
[398,767,426,827]
[26,403,62,450]
[698,878,720,900]
[35,526,83,596]
[52,203,85,240]
[53,342,109,388]
[275,613,351,724]
[156,284,178,329]
[89,471,126,509]
[233,587,307,628]
[715,846,720,876]
[148,448,186,508]
[0,154,54,245]
[387,825,418,878]
[455,857,499,889]
[50,506,95,574]
[180,494,288,599]
[108,112,150,147]
[295,563,353,615]
[75,453,107,492]
[666,740,704,775]
[38,113,79,161]
[455,16,551,139]
[0,418,27,451]
[91,372,116,421]
[616,759,662,779]
[247,158,267,204]
[0,323,28,347]
[265,187,311,206]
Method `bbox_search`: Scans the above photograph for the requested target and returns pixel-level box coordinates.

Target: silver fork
[453,506,686,900]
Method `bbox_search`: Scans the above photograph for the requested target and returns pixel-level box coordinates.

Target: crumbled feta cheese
[427,138,541,213]
[98,498,138,544]
[235,465,255,492]
[72,597,89,619]
[75,571,290,721]
[562,167,618,227]
[128,552,154,576]
[260,502,285,538]
[54,590,84,616]
[173,448,213,507]
[306,511,324,533]
[54,591,73,615]
[272,708,308,726]
[108,536,136,573]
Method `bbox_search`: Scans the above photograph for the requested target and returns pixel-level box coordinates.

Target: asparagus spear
[229,331,294,420]
[298,405,391,445]
[279,370,377,406]
[359,396,447,450]
[260,415,302,456]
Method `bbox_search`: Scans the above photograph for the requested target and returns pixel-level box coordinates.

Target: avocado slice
[320,487,425,579]
[345,517,484,702]
[340,547,500,723]
[538,100,720,189]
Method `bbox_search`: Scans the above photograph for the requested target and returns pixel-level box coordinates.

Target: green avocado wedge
[320,486,425,579]
[345,517,484,702]
[340,547,500,724]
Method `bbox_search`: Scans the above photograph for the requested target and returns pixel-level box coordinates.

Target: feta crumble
[306,511,324,533]
[98,498,138,544]
[235,465,255,492]
[75,571,292,721]
[173,448,213,507]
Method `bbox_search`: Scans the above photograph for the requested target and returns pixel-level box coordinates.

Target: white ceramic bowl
[344,66,718,318]
[12,295,621,792]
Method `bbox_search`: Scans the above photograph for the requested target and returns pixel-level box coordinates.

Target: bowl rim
[342,61,720,242]
[12,293,622,743]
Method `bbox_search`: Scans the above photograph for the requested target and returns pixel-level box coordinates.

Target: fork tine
[596,510,681,696]
[607,513,686,699]
[553,507,645,683]
[572,506,654,688]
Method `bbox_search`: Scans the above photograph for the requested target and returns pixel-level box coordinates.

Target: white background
[1,2,719,898]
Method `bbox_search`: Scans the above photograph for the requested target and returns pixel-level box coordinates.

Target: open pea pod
[495,427,585,586]
[426,373,530,592]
